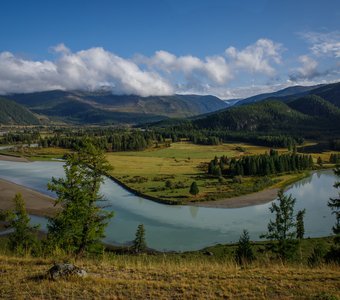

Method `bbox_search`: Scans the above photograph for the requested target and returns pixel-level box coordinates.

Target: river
[0,160,337,251]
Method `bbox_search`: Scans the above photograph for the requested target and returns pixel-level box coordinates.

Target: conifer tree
[47,142,114,256]
[235,229,255,265]
[7,193,40,255]
[189,181,199,196]
[260,190,299,260]
[328,167,340,244]
[133,224,147,253]
[296,209,306,240]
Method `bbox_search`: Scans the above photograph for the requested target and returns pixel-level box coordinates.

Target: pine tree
[7,193,40,255]
[189,181,199,196]
[260,190,299,260]
[328,167,340,244]
[235,229,255,265]
[133,224,147,253]
[296,209,306,239]
[47,142,114,256]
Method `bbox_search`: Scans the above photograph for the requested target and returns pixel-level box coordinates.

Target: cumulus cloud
[0,46,173,96]
[51,43,71,55]
[289,55,319,81]
[0,51,62,93]
[139,50,233,85]
[1,38,335,99]
[300,31,340,57]
[225,39,282,75]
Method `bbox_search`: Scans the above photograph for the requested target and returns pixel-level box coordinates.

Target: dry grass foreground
[0,254,339,299]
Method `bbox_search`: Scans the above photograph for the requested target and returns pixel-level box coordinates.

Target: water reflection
[0,160,337,251]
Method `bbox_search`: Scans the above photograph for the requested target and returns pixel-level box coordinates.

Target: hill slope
[0,97,40,125]
[287,94,340,120]
[310,82,340,108]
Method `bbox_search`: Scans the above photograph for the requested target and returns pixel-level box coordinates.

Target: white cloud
[0,47,173,96]
[225,39,282,75]
[289,55,319,81]
[140,50,233,85]
[51,43,71,55]
[0,38,337,99]
[300,31,340,57]
[0,51,62,93]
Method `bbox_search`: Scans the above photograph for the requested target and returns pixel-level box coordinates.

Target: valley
[0,82,339,298]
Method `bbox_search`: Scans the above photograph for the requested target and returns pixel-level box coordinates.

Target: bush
[232,176,243,184]
[324,245,340,264]
[308,243,326,267]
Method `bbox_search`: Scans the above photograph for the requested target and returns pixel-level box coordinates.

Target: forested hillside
[193,100,309,131]
[0,97,40,125]
[287,95,340,119]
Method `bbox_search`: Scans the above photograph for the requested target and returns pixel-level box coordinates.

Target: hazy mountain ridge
[235,82,340,108]
[235,84,324,106]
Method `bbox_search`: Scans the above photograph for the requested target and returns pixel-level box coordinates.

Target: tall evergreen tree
[260,190,299,260]
[328,167,340,244]
[47,142,114,256]
[296,209,306,240]
[133,224,147,253]
[235,229,255,265]
[6,193,40,255]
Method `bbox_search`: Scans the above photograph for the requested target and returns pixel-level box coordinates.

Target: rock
[203,251,214,256]
[48,263,87,280]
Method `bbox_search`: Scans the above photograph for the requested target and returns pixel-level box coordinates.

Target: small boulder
[48,263,87,280]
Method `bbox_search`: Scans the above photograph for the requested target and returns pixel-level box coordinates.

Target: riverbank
[0,178,58,217]
[0,154,29,162]
[191,187,280,208]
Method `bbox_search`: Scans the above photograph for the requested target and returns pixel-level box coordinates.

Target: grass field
[0,247,339,299]
[106,142,331,204]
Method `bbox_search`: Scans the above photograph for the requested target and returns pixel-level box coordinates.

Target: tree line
[153,126,303,148]
[208,150,314,177]
[0,126,305,152]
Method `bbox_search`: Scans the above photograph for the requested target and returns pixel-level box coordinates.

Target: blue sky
[0,0,339,99]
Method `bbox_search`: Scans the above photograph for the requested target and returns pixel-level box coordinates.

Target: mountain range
[151,82,340,139]
[0,82,339,132]
[2,90,228,125]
